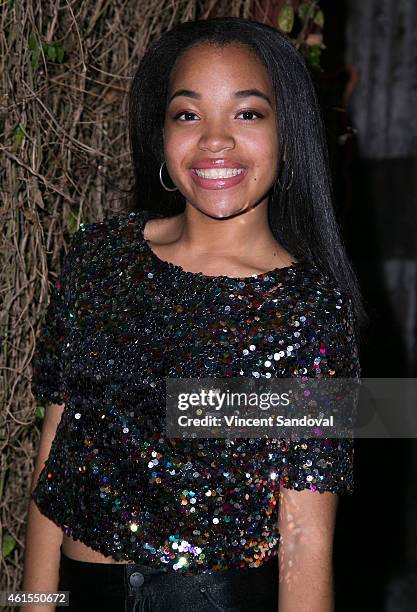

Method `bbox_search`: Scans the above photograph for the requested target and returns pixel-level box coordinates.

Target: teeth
[194,168,244,179]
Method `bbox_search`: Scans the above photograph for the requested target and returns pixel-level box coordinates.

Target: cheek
[164,128,194,167]
[249,135,278,181]
[244,124,277,159]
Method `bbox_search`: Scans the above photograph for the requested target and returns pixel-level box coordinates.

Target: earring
[159,161,178,192]
[277,164,294,191]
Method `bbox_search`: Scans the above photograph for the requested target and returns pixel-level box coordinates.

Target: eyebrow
[167,88,273,107]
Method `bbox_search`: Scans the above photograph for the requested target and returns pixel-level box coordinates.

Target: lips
[189,166,247,190]
[188,158,248,189]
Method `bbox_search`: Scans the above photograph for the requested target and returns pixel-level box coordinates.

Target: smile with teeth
[193,168,245,179]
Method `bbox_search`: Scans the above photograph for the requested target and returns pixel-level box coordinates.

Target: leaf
[307,45,322,68]
[14,124,26,146]
[28,32,38,51]
[278,4,295,33]
[67,211,80,235]
[56,44,65,63]
[29,33,41,69]
[298,2,312,22]
[314,10,325,28]
[29,34,41,67]
[35,405,45,419]
[46,44,57,61]
[31,38,65,68]
[44,42,65,63]
[2,533,16,558]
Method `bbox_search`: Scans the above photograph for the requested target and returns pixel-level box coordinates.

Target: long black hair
[128,17,368,331]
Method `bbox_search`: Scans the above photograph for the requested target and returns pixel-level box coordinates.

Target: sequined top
[31,209,360,573]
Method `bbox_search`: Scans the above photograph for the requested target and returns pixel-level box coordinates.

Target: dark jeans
[57,547,278,612]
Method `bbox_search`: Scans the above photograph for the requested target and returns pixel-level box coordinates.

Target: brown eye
[175,111,199,121]
[237,110,263,120]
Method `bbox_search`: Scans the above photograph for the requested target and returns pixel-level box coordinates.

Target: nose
[198,121,235,153]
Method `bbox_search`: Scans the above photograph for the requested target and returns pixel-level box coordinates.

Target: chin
[192,201,251,219]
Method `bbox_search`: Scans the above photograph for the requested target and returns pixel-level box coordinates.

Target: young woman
[22,17,365,612]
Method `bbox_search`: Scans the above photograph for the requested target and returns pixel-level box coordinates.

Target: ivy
[13,124,27,146]
[28,32,41,69]
[67,210,81,235]
[314,9,324,28]
[2,533,16,558]
[298,2,314,23]
[44,41,65,63]
[277,3,295,33]
[306,44,322,68]
[35,405,45,419]
[28,32,65,70]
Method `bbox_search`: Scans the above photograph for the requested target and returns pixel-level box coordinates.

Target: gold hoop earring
[159,161,178,192]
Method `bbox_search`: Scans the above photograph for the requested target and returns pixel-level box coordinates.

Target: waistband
[59,546,278,583]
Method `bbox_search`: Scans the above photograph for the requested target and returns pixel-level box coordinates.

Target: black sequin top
[31,210,360,572]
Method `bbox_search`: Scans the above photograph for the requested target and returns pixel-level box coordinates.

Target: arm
[22,224,84,610]
[21,403,65,612]
[277,487,338,612]
[271,292,360,610]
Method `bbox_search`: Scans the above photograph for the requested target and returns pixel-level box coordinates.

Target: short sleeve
[277,294,361,495]
[31,230,80,406]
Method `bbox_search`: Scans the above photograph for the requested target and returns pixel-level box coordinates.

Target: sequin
[30,209,360,573]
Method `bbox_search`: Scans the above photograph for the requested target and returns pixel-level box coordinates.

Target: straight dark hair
[128,16,368,332]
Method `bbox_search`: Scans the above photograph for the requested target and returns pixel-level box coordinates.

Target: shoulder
[279,263,356,332]
[66,212,143,261]
[58,212,143,298]
[279,267,360,376]
[73,211,140,244]
[297,268,359,364]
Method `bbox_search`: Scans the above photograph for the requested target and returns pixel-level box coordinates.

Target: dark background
[317,1,417,610]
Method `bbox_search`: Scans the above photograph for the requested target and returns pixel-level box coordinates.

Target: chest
[63,246,310,390]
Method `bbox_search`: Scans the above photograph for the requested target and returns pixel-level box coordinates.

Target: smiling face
[163,43,279,219]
